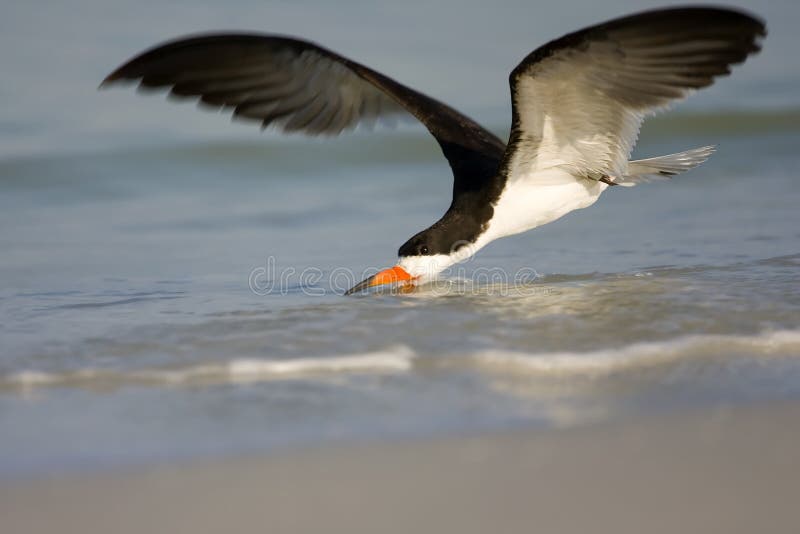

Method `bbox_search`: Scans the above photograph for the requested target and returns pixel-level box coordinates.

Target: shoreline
[3,401,799,534]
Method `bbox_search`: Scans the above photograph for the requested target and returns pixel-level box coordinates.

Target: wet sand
[3,401,799,534]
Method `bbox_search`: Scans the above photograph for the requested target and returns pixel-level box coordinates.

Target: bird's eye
[419,245,429,255]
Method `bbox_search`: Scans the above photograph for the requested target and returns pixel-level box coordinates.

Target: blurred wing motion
[102,35,505,192]
[502,7,766,185]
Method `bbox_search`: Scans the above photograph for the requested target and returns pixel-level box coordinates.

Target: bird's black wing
[102,34,506,195]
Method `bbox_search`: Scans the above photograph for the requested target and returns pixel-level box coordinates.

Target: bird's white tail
[615,146,716,186]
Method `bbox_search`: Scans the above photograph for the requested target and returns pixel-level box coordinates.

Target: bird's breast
[485,169,607,241]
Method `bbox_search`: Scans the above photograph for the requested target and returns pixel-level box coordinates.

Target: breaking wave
[3,330,799,392]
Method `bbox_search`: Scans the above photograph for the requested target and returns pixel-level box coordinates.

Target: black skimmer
[101,7,765,295]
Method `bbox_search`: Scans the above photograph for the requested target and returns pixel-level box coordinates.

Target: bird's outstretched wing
[501,7,766,185]
[102,34,505,195]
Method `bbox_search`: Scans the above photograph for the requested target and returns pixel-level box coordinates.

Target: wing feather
[102,34,506,195]
[502,7,766,184]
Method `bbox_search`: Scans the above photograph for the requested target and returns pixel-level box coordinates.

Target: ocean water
[2,0,800,477]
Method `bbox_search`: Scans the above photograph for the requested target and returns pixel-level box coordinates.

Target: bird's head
[345,220,484,295]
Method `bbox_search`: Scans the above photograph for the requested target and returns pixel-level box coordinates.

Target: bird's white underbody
[399,169,608,282]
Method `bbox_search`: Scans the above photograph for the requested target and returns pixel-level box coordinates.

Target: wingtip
[98,71,122,90]
[749,10,769,36]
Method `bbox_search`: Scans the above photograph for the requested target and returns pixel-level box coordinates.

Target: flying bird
[101,7,766,295]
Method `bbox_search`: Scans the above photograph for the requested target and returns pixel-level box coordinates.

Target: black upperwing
[101,34,506,199]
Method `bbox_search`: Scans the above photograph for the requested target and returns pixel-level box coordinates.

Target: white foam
[225,349,414,382]
[6,370,58,386]
[3,331,799,391]
[0,346,416,390]
[470,330,800,377]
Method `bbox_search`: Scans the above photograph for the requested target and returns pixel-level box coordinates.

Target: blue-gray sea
[1,0,799,477]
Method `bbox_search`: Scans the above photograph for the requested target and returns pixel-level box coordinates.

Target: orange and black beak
[345,265,414,295]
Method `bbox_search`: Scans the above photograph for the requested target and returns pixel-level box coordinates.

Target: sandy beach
[3,401,798,534]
